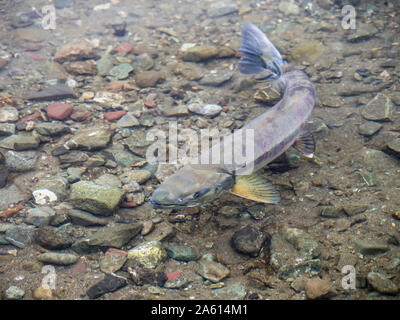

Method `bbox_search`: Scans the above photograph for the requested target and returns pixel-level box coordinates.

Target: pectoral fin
[292,130,315,158]
[230,174,280,204]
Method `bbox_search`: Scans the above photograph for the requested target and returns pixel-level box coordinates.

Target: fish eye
[193,188,210,199]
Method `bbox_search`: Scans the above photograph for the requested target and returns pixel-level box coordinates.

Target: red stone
[17,111,41,124]
[24,52,43,61]
[70,109,92,121]
[72,261,87,274]
[106,248,127,256]
[46,102,73,120]
[104,110,126,121]
[144,93,157,108]
[24,43,42,51]
[114,42,133,54]
[166,271,181,282]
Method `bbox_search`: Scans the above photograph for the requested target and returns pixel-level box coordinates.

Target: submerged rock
[181,45,219,62]
[37,252,78,265]
[305,278,336,299]
[86,222,142,248]
[127,240,167,269]
[67,128,112,151]
[86,275,127,299]
[231,226,269,257]
[0,134,39,150]
[165,245,199,262]
[367,272,398,295]
[361,94,393,122]
[197,259,230,283]
[70,181,125,216]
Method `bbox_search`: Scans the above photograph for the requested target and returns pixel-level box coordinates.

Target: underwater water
[0,0,399,300]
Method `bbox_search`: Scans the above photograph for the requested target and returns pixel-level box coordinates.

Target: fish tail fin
[238,22,285,79]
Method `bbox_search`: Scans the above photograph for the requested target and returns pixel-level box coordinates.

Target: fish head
[151,164,234,208]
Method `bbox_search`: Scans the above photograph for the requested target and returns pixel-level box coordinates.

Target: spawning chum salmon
[151,22,316,208]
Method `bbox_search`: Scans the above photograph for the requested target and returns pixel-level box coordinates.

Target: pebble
[34,226,73,249]
[343,204,368,216]
[0,106,19,122]
[141,220,154,236]
[86,222,142,249]
[100,252,127,274]
[181,45,219,62]
[70,109,92,121]
[66,167,83,183]
[0,168,8,188]
[135,70,164,88]
[347,23,378,42]
[361,94,393,121]
[86,274,127,299]
[124,129,153,157]
[231,226,269,257]
[207,5,238,17]
[165,245,199,262]
[33,285,52,299]
[291,41,325,63]
[386,138,400,158]
[4,225,35,248]
[109,63,134,80]
[94,174,122,188]
[358,122,382,137]
[0,184,30,211]
[32,176,69,201]
[67,128,111,151]
[65,60,97,75]
[278,0,300,15]
[305,278,336,299]
[125,261,167,286]
[283,227,319,257]
[46,102,73,120]
[367,272,398,295]
[199,71,233,87]
[319,206,344,218]
[133,53,154,71]
[144,221,175,242]
[114,42,133,54]
[218,206,240,218]
[213,283,247,300]
[68,209,110,226]
[4,150,36,172]
[104,110,126,121]
[127,240,167,269]
[119,170,151,184]
[4,286,25,300]
[32,189,58,205]
[26,84,76,101]
[116,112,140,128]
[54,39,97,63]
[70,181,125,216]
[161,105,189,117]
[354,240,389,255]
[247,205,266,220]
[35,122,71,136]
[0,123,16,136]
[188,102,222,117]
[24,207,56,227]
[0,134,40,150]
[37,252,78,265]
[93,91,125,108]
[197,259,230,283]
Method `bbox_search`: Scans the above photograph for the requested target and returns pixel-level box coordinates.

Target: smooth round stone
[46,102,73,120]
[188,102,222,117]
[109,63,134,80]
[0,106,19,122]
[4,286,25,300]
[37,252,78,265]
[4,150,36,172]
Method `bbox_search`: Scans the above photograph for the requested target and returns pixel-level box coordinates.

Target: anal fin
[230,174,280,204]
[292,130,315,158]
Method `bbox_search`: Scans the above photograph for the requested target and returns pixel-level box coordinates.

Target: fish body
[151,23,316,208]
